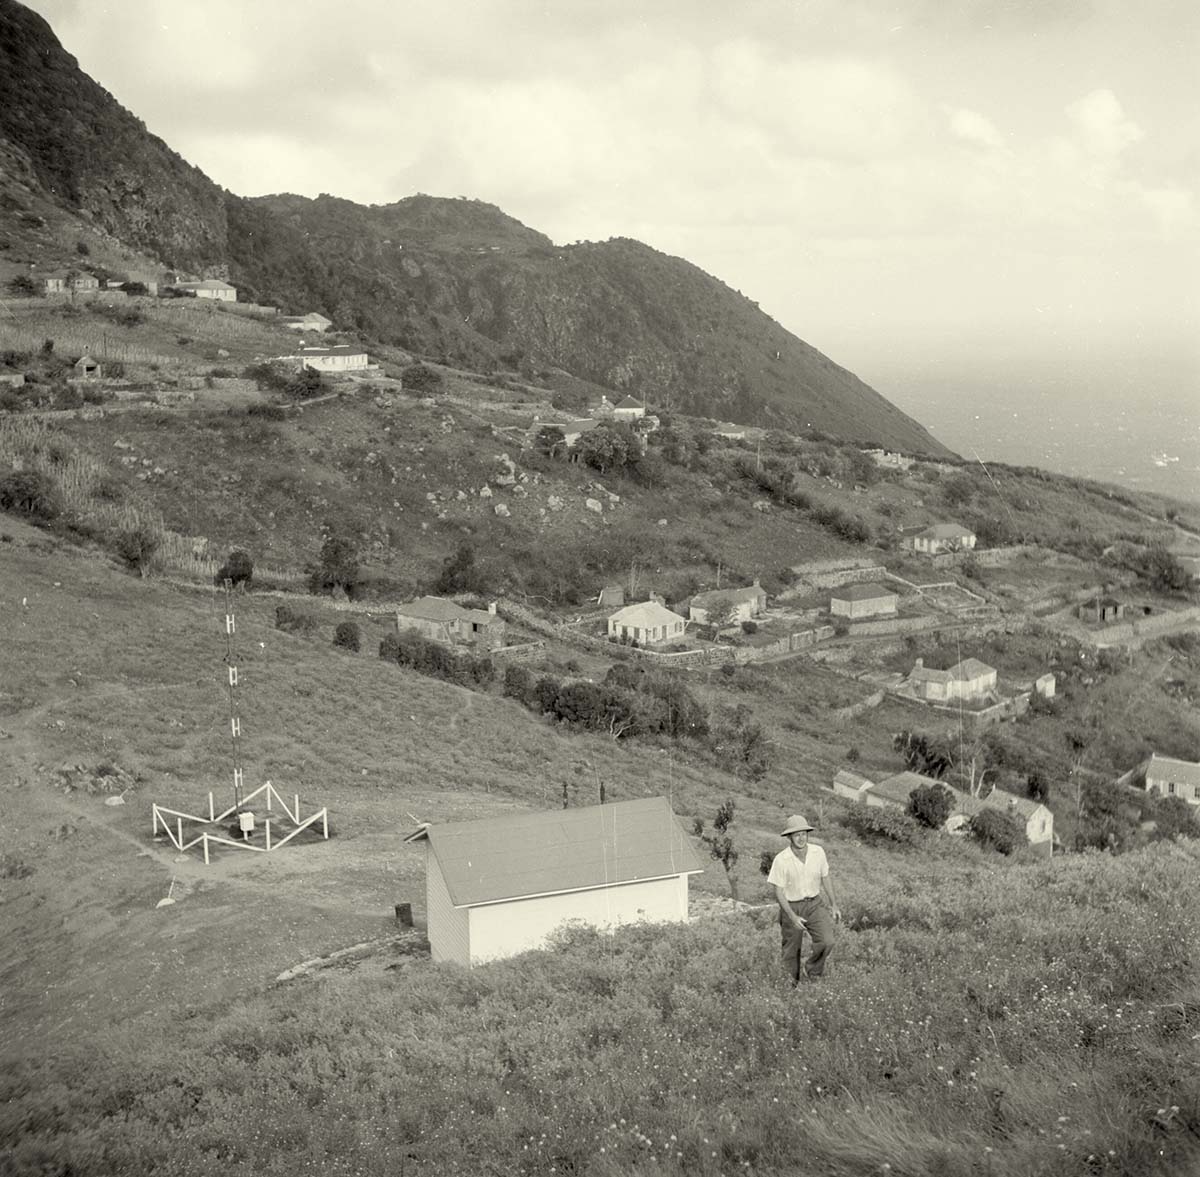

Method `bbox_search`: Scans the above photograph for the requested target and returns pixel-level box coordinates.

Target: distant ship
[1151,452,1180,467]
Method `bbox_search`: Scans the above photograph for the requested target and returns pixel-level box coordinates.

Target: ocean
[877,358,1200,506]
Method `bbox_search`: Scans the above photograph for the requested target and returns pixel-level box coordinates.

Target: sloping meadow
[3,843,1198,1177]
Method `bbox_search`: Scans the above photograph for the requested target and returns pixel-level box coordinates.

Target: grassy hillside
[0,529,1198,1176]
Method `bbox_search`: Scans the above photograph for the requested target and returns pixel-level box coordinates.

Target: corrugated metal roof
[410,797,703,907]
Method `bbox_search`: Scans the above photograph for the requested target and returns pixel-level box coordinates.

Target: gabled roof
[1080,596,1123,610]
[916,522,975,540]
[615,396,644,410]
[691,583,766,607]
[872,771,946,806]
[608,600,686,628]
[833,768,873,793]
[397,595,499,625]
[1146,754,1200,789]
[911,657,995,683]
[406,796,702,907]
[831,582,896,602]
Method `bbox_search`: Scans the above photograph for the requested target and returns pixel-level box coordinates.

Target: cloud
[947,107,1006,150]
[1065,88,1143,155]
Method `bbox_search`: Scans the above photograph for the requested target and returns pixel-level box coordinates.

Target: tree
[1151,795,1198,841]
[435,542,486,594]
[576,423,637,474]
[1141,546,1190,594]
[333,621,361,653]
[710,704,770,780]
[968,808,1026,855]
[693,800,740,899]
[114,525,161,577]
[534,425,567,459]
[284,367,323,400]
[893,730,953,779]
[402,363,443,393]
[309,535,360,597]
[0,470,61,523]
[6,274,36,298]
[702,594,738,634]
[908,782,955,829]
[1025,770,1051,804]
[120,281,149,297]
[215,549,253,589]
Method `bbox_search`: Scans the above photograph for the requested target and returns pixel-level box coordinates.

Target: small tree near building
[908,782,955,829]
[968,808,1026,855]
[114,525,161,577]
[693,800,740,899]
[333,621,361,653]
[310,534,361,597]
[216,549,253,589]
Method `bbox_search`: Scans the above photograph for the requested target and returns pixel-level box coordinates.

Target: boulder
[585,498,603,514]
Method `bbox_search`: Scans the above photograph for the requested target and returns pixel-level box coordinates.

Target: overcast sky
[25,0,1200,401]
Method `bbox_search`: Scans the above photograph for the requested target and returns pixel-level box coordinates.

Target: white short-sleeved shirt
[766,844,829,901]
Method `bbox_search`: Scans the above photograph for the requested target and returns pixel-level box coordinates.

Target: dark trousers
[780,897,836,982]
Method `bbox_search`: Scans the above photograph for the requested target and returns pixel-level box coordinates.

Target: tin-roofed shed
[405,797,703,966]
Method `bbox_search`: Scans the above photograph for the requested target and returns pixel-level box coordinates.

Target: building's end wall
[426,854,471,966]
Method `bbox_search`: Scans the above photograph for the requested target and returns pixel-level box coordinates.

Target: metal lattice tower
[222,578,245,812]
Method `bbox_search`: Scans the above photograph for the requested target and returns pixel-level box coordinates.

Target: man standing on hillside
[767,814,841,985]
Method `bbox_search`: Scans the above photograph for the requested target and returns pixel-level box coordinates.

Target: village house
[1144,753,1200,806]
[589,395,616,419]
[864,448,915,471]
[829,582,898,619]
[174,278,237,302]
[41,271,68,294]
[42,270,99,294]
[530,416,601,450]
[1077,596,1125,624]
[72,355,101,380]
[70,271,99,292]
[713,422,747,440]
[612,396,646,422]
[291,344,369,372]
[0,370,25,388]
[836,769,1054,852]
[908,657,997,703]
[280,312,333,332]
[404,796,702,967]
[396,596,506,650]
[689,580,767,626]
[911,522,977,555]
[607,600,687,646]
[597,584,625,608]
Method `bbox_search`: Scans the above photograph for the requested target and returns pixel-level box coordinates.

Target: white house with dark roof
[1145,754,1200,806]
[908,657,996,703]
[830,582,898,619]
[911,523,976,555]
[689,580,767,625]
[612,396,646,422]
[404,797,703,966]
[396,596,505,650]
[607,600,687,645]
[174,278,237,302]
[281,344,369,372]
[280,312,333,332]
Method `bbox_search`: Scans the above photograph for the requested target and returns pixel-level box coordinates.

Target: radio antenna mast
[222,578,245,813]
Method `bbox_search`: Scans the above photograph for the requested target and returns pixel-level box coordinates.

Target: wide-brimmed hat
[781,814,815,836]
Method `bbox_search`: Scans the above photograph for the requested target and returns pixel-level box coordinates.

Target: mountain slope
[0,0,951,456]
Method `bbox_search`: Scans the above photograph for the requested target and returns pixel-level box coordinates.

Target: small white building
[174,279,237,302]
[612,396,646,422]
[829,582,898,619]
[909,657,996,703]
[1145,753,1200,806]
[607,600,687,646]
[689,581,767,625]
[281,312,333,332]
[405,797,703,967]
[911,523,976,555]
[293,344,369,372]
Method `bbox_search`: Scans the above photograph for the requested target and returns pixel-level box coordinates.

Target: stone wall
[846,615,942,637]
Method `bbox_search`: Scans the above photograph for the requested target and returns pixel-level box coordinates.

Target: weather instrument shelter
[405,796,703,967]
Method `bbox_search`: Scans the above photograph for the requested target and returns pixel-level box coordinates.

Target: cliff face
[0,0,228,267]
[0,0,953,456]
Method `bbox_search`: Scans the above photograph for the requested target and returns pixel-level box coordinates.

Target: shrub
[6,274,36,297]
[113,525,161,577]
[709,704,770,780]
[1151,795,1198,840]
[741,620,758,634]
[908,782,955,829]
[402,363,444,393]
[215,549,253,589]
[309,535,362,597]
[246,403,286,420]
[842,805,923,846]
[333,621,361,653]
[284,367,323,400]
[120,281,149,296]
[968,808,1026,855]
[276,604,319,636]
[503,664,533,703]
[0,471,62,523]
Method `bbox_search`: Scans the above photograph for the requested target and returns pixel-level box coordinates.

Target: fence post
[177,817,183,850]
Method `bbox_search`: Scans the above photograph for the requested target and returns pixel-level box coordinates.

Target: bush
[842,805,923,846]
[275,604,319,636]
[284,367,323,400]
[245,403,286,420]
[908,782,955,829]
[968,808,1026,855]
[0,470,62,523]
[215,549,253,589]
[402,363,444,393]
[6,274,36,297]
[120,281,149,297]
[333,621,361,653]
[309,535,362,597]
[113,525,160,577]
[503,664,533,703]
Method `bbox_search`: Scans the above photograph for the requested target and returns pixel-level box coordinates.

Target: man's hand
[831,907,843,923]
[793,916,808,932]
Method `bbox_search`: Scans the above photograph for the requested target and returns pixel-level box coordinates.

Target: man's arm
[773,884,806,930]
[819,874,841,922]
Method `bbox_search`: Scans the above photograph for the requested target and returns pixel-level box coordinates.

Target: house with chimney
[911,522,976,555]
[908,657,996,704]
[396,597,506,650]
[1144,753,1200,806]
[607,600,687,646]
[689,581,767,626]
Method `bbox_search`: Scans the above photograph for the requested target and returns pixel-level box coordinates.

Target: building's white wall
[466,875,689,966]
[1147,774,1200,804]
[426,853,471,965]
